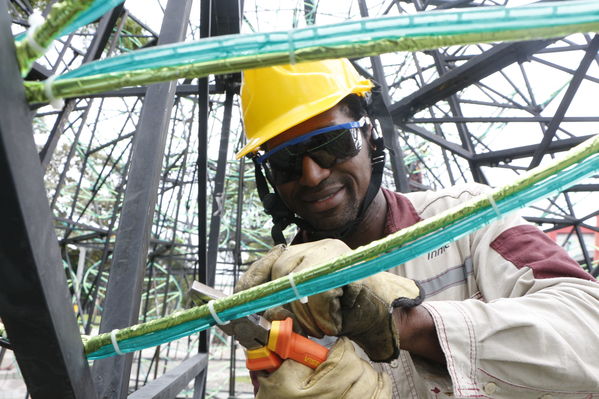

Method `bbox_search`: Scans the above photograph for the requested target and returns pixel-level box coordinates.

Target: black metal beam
[473,135,595,166]
[565,184,599,193]
[564,193,595,272]
[24,61,52,81]
[529,35,599,169]
[358,0,410,192]
[401,123,474,160]
[92,1,193,397]
[87,131,135,155]
[210,0,241,37]
[529,55,599,85]
[207,89,234,285]
[86,4,126,62]
[38,5,125,170]
[128,354,208,399]
[228,156,246,397]
[195,1,213,397]
[39,99,79,170]
[430,49,487,183]
[210,0,242,92]
[389,40,553,121]
[0,3,97,398]
[525,216,573,226]
[411,116,599,123]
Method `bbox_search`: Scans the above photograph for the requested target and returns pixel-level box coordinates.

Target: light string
[23,0,599,104]
[83,136,598,359]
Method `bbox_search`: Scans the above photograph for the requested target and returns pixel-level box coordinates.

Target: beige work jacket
[372,185,599,399]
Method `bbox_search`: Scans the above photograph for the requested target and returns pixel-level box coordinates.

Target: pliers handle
[246,317,328,372]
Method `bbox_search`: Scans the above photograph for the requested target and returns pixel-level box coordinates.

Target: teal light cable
[58,0,599,81]
[25,0,599,103]
[57,0,124,37]
[14,0,124,42]
[87,149,599,359]
[14,0,124,76]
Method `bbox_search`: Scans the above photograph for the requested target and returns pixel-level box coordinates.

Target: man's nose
[298,155,331,187]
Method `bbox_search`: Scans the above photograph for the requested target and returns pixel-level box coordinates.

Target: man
[234,58,599,398]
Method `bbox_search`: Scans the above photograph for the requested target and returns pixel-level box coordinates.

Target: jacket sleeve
[422,209,599,398]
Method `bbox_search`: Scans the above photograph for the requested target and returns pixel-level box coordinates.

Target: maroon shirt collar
[381,187,422,236]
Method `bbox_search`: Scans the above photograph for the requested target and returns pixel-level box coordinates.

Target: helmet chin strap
[253,134,385,245]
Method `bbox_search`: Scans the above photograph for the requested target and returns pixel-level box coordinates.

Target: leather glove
[235,244,286,292]
[268,239,423,362]
[235,239,349,335]
[339,271,423,362]
[256,337,391,399]
[236,239,424,362]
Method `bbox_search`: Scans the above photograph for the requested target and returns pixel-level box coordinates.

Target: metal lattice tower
[1,0,597,397]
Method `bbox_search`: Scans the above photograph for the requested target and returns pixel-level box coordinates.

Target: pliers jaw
[188,281,328,371]
[188,281,271,350]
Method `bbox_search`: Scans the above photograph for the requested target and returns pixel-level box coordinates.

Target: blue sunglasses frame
[256,119,366,165]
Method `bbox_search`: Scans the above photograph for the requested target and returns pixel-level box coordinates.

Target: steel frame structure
[1,0,597,398]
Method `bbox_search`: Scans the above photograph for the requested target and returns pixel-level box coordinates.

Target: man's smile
[300,186,345,213]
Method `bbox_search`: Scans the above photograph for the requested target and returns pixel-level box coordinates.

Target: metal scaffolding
[0,0,597,397]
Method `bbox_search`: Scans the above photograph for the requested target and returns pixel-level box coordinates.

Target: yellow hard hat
[236,58,373,159]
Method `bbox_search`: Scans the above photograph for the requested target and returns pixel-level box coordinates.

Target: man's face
[266,104,372,231]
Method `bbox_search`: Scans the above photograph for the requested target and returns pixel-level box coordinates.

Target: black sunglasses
[256,119,366,185]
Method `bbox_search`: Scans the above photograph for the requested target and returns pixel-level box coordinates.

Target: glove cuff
[391,280,424,309]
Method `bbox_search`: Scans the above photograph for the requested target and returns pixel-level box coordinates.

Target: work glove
[256,337,391,399]
[234,239,351,338]
[236,239,424,362]
[235,244,287,291]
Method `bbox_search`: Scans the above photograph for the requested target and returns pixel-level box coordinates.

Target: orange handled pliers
[189,281,328,372]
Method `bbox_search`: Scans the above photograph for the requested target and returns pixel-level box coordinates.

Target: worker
[234,58,599,398]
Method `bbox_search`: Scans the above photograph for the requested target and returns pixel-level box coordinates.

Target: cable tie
[207,300,229,325]
[287,272,308,304]
[287,29,296,65]
[44,75,65,110]
[486,193,502,218]
[26,12,46,54]
[110,329,124,356]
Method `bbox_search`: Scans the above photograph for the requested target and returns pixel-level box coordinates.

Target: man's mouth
[301,186,343,203]
[313,192,336,202]
[300,186,345,213]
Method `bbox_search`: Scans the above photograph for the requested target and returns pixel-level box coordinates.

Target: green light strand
[83,135,598,357]
[15,0,96,77]
[25,0,599,104]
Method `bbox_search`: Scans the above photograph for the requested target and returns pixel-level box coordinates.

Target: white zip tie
[287,272,308,304]
[207,300,229,325]
[486,194,502,218]
[44,75,65,110]
[26,12,46,54]
[110,329,124,356]
[287,29,296,65]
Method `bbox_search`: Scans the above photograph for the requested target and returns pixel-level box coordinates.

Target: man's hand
[235,244,286,292]
[235,239,350,336]
[236,239,425,362]
[256,337,391,399]
[340,271,423,362]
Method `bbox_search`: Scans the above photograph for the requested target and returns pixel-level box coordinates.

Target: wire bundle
[15,0,125,77]
[10,0,599,361]
[84,135,599,359]
[21,0,599,104]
